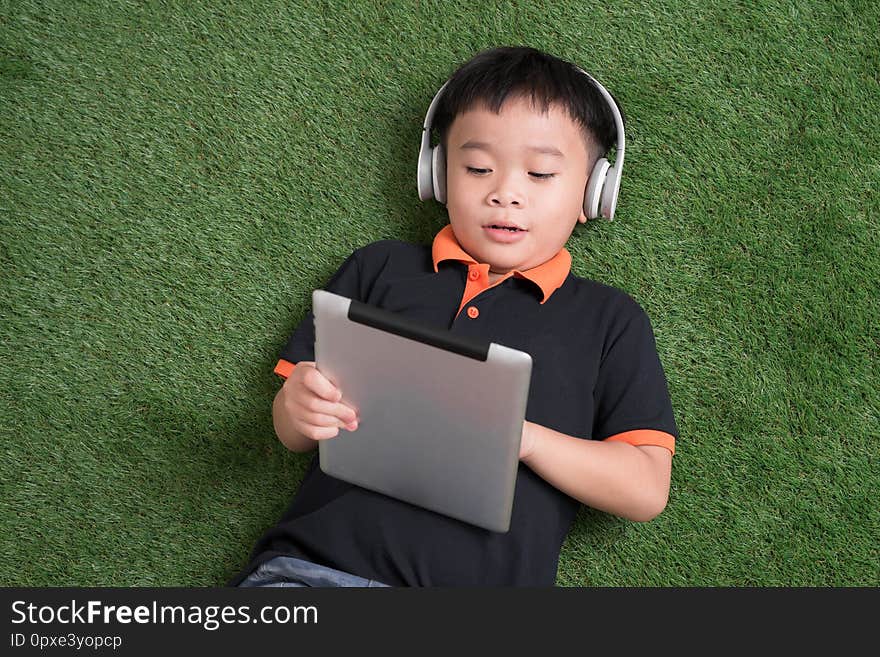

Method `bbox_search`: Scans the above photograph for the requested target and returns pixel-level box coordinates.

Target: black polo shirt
[232,225,678,586]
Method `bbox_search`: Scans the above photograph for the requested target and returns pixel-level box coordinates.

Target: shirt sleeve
[274,249,364,377]
[592,304,679,454]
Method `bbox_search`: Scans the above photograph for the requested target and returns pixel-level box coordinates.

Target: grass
[1,0,877,586]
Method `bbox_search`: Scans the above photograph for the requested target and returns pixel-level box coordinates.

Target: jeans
[237,555,391,588]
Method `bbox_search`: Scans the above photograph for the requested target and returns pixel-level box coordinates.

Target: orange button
[467,306,479,319]
[468,269,480,281]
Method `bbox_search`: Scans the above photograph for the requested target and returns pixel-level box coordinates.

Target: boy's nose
[488,189,524,207]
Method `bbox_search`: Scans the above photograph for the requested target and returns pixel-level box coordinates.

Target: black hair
[432,46,624,164]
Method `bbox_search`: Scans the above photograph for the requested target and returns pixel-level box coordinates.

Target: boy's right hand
[277,361,359,441]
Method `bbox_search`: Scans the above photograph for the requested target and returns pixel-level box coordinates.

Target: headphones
[417,68,626,220]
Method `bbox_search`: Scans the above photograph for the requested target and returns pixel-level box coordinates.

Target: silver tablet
[313,289,532,533]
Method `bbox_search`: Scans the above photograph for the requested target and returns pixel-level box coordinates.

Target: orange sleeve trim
[274,359,296,379]
[603,429,676,455]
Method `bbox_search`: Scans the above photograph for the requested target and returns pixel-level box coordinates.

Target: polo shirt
[231,225,678,587]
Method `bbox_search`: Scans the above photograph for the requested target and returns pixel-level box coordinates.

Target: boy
[232,46,677,587]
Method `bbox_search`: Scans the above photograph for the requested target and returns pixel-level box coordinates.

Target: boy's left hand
[519,421,537,461]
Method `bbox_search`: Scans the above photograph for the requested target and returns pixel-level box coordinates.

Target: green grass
[2,0,877,586]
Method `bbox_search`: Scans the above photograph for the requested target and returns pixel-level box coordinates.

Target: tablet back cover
[313,290,532,533]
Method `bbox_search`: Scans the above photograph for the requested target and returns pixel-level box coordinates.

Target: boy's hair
[433,46,624,166]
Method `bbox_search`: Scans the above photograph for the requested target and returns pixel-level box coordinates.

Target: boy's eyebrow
[459,140,565,158]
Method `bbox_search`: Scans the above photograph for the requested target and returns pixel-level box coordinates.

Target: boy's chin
[484,256,531,274]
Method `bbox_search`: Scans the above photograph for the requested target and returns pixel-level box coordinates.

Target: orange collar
[431,225,571,303]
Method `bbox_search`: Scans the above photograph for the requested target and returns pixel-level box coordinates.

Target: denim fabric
[237,555,391,588]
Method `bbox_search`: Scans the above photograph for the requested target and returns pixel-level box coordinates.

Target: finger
[300,396,358,425]
[300,410,356,430]
[338,402,359,426]
[297,423,341,441]
[301,366,342,403]
[330,402,358,426]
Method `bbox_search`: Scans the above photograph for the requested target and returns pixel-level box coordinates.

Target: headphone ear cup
[584,158,610,219]
[432,144,447,204]
[417,141,435,201]
[600,165,622,220]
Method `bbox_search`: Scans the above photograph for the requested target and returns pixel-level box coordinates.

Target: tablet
[312,289,532,533]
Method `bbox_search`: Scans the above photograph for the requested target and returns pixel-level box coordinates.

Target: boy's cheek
[444,177,468,202]
[446,168,480,195]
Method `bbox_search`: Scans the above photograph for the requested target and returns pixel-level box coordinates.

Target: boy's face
[444,96,590,280]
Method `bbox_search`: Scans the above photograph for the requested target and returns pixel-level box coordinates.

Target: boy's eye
[465,167,555,179]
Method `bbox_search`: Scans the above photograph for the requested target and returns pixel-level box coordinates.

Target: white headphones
[417,68,626,220]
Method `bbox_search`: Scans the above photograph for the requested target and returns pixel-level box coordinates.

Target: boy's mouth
[483,223,529,243]
[484,222,526,232]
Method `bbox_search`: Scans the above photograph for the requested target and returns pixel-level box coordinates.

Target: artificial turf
[1,0,877,586]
